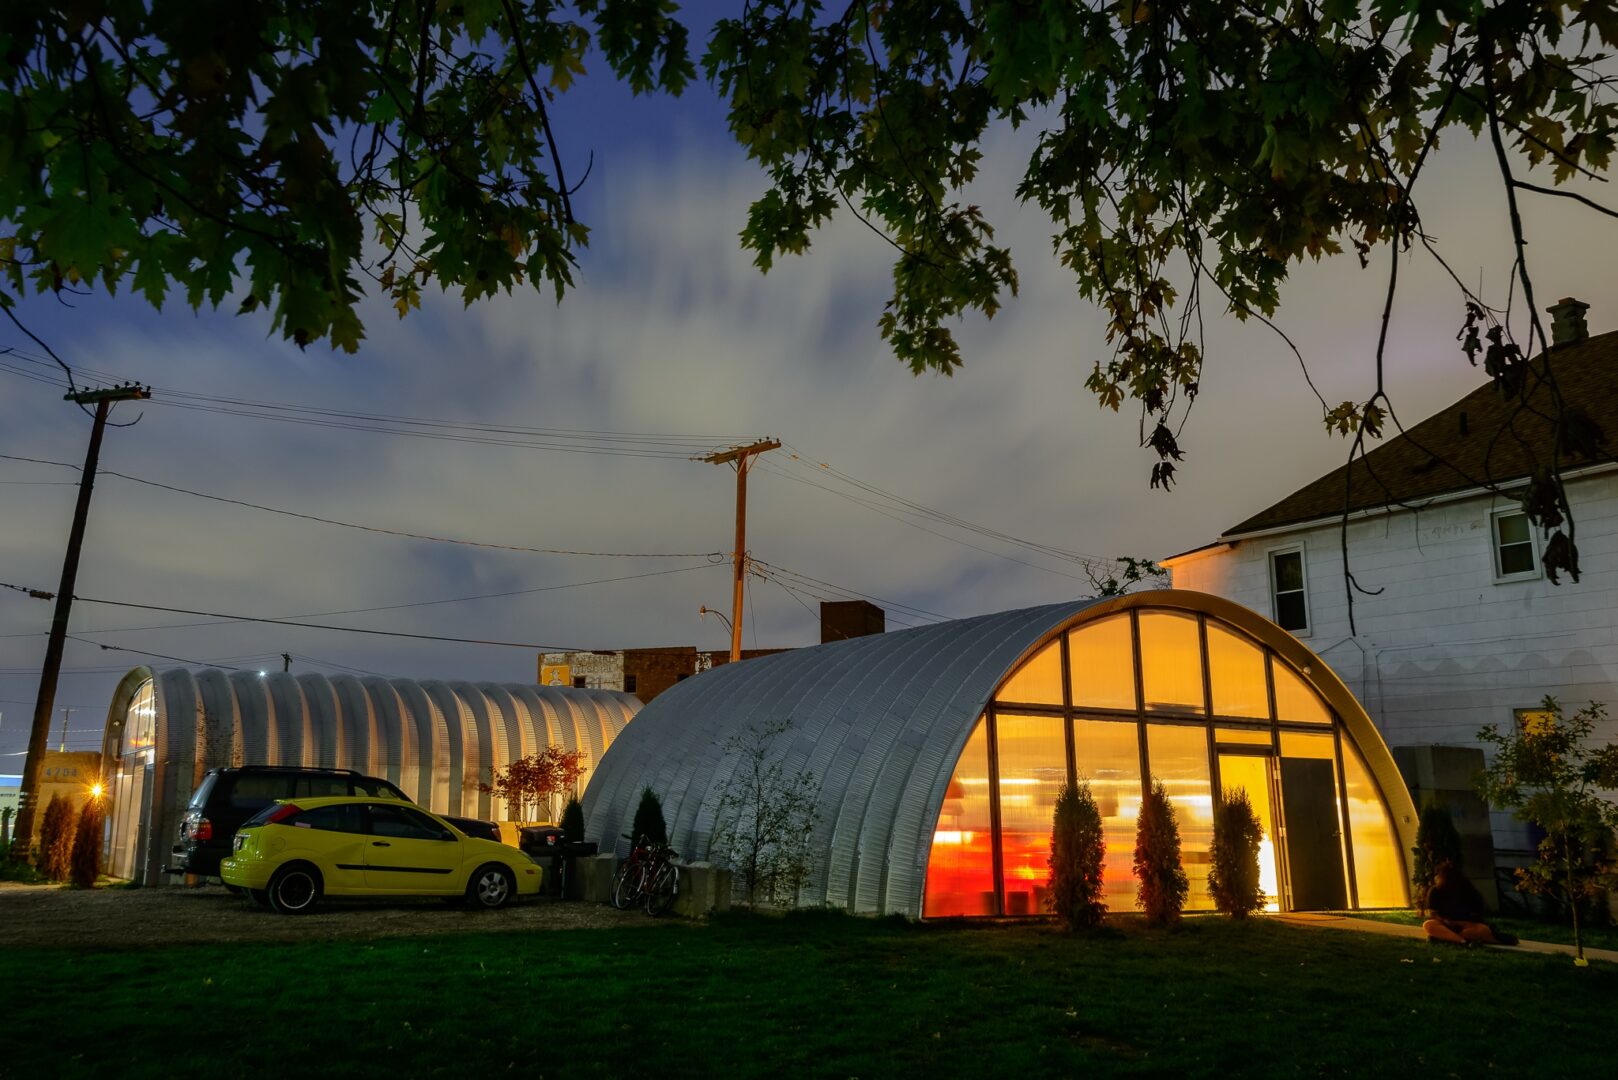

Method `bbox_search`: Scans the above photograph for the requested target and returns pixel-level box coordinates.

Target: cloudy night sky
[2,7,1614,757]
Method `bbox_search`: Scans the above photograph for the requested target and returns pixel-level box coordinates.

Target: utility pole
[700,439,779,663]
[282,652,292,673]
[12,382,150,854]
[57,708,72,752]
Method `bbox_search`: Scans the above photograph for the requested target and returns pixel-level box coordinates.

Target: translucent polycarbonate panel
[997,640,1064,706]
[1341,738,1409,908]
[125,679,157,750]
[924,719,997,917]
[1207,623,1270,718]
[1215,727,1274,746]
[1279,731,1336,760]
[1146,724,1215,910]
[1069,615,1137,711]
[1138,611,1205,714]
[1273,662,1331,724]
[1074,718,1143,912]
[996,713,1070,916]
[1217,754,1280,911]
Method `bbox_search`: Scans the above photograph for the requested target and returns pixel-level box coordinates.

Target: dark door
[1279,758,1347,910]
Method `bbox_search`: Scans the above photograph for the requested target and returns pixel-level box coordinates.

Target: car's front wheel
[267,863,323,915]
[467,864,514,910]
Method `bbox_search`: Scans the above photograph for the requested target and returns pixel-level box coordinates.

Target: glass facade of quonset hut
[583,591,1415,918]
[101,666,641,885]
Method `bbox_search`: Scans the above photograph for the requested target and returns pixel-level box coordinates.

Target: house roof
[1224,329,1618,537]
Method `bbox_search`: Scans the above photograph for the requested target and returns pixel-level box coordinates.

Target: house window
[624,674,638,694]
[1493,510,1539,580]
[573,675,587,689]
[1268,548,1309,634]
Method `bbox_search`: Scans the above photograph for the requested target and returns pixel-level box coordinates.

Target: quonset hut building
[101,667,641,885]
[584,590,1416,918]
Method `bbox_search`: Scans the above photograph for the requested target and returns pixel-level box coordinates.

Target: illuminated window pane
[1146,724,1215,910]
[1138,611,1205,714]
[1273,662,1331,724]
[998,640,1063,706]
[1215,727,1274,746]
[1341,738,1409,908]
[1217,755,1280,911]
[924,719,996,917]
[1069,616,1137,711]
[996,714,1069,916]
[1207,622,1270,718]
[1074,719,1142,912]
[1279,731,1336,760]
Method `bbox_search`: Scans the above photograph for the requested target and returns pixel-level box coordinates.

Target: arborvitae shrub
[630,788,668,847]
[1134,778,1189,926]
[1412,801,1465,909]
[69,801,104,888]
[560,796,586,844]
[1047,781,1106,930]
[38,795,75,882]
[1208,786,1265,918]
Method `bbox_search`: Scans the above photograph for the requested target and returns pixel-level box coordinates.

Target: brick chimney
[1547,297,1590,346]
[821,600,884,643]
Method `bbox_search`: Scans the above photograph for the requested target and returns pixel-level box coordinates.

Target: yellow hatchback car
[221,796,542,914]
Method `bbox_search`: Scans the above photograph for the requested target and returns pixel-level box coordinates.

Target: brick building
[540,600,885,703]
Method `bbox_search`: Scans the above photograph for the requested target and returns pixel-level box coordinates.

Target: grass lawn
[4,910,1612,1077]
[1351,909,1618,951]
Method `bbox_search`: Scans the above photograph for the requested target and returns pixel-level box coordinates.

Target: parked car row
[173,765,539,914]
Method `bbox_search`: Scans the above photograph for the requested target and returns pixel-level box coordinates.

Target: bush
[1412,801,1465,909]
[69,801,104,888]
[1134,778,1189,926]
[630,788,668,848]
[1047,780,1106,930]
[560,796,586,844]
[1208,786,1265,918]
[38,795,76,882]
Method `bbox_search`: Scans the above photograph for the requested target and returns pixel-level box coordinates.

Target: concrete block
[672,861,733,918]
[579,853,618,905]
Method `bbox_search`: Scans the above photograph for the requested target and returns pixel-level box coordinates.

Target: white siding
[1172,470,1618,850]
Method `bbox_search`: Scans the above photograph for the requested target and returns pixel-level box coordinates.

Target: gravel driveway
[0,881,655,949]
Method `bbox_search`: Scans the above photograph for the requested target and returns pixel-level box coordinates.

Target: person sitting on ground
[1422,861,1517,946]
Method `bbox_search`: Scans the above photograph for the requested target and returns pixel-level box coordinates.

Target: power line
[0,562,721,639]
[0,349,753,458]
[0,452,723,560]
[0,564,721,651]
[758,461,1095,584]
[750,559,953,625]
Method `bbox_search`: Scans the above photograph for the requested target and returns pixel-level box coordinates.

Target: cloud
[1,121,1614,754]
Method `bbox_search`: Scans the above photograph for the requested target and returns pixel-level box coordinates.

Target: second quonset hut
[583,590,1416,918]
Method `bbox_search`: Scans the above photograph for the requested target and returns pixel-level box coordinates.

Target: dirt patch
[0,881,659,949]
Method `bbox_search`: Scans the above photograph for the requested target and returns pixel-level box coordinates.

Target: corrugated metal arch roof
[582,598,1104,916]
[100,667,640,885]
[582,589,1418,919]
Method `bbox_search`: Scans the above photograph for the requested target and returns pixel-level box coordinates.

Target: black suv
[169,766,411,879]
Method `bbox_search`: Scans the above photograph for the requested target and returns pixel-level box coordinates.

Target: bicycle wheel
[610,862,640,911]
[644,861,680,916]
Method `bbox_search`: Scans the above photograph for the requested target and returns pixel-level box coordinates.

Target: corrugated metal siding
[582,600,1100,918]
[100,668,641,885]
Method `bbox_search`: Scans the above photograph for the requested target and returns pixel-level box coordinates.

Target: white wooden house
[1164,300,1618,859]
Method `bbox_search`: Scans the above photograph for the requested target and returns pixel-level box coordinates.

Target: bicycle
[611,835,681,915]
